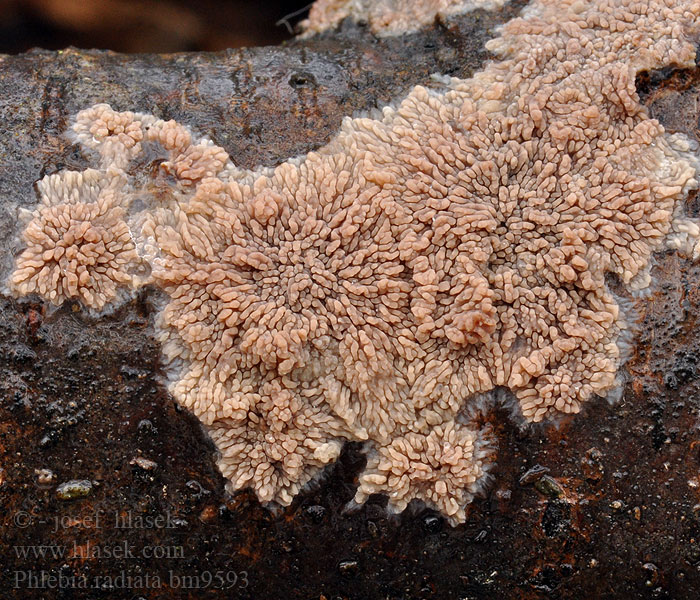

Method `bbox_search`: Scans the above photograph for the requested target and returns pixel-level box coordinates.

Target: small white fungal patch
[300,0,508,37]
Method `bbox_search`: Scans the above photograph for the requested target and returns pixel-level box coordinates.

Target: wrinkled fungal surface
[10,169,140,310]
[300,0,507,37]
[356,421,493,523]
[7,0,700,524]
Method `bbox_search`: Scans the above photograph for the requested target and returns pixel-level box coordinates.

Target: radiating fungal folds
[356,422,493,523]
[9,0,700,524]
[10,168,140,310]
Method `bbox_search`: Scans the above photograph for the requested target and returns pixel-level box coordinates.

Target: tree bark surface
[2,2,700,598]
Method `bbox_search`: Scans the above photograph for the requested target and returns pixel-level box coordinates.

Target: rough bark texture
[2,1,700,598]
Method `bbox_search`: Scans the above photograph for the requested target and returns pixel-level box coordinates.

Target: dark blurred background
[0,0,313,54]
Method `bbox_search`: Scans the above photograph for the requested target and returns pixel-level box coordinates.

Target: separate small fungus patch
[10,169,139,310]
[300,0,507,37]
[8,0,700,524]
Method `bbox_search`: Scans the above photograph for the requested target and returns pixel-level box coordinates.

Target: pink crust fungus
[300,0,507,37]
[355,422,493,523]
[8,0,700,524]
[10,169,139,310]
[209,380,348,505]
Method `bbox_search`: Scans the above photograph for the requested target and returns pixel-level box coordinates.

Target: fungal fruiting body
[300,0,507,37]
[10,169,140,310]
[8,0,700,524]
